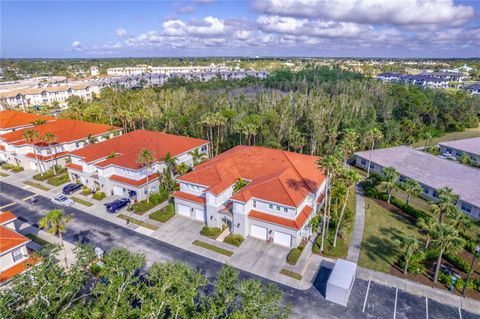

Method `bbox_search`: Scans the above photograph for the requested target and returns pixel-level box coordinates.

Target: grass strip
[23,181,50,191]
[192,240,233,257]
[280,269,303,280]
[71,196,94,207]
[0,172,9,177]
[25,233,51,246]
[117,214,158,230]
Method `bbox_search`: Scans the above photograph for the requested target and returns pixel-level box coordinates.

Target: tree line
[58,66,479,158]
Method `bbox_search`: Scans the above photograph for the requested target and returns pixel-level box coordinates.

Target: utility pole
[463,244,480,297]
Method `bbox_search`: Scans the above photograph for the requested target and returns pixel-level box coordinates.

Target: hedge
[149,204,175,223]
[200,226,222,239]
[92,192,106,200]
[438,271,452,287]
[33,166,66,181]
[81,186,92,196]
[223,234,245,247]
[1,163,14,170]
[444,253,471,273]
[131,191,169,214]
[47,174,70,186]
[11,166,24,172]
[286,248,302,265]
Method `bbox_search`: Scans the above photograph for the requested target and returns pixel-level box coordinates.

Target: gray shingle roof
[439,137,480,156]
[355,146,480,207]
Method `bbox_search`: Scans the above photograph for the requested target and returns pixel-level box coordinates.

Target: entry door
[177,204,191,217]
[273,231,292,247]
[250,225,267,240]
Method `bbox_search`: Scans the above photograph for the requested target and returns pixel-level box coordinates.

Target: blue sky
[2,0,480,58]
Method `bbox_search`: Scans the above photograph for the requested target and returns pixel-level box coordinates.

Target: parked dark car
[0,160,6,166]
[104,198,131,213]
[62,183,82,195]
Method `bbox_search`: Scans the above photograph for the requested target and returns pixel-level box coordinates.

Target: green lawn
[192,240,233,257]
[149,204,175,223]
[117,214,158,230]
[47,174,70,186]
[358,198,424,273]
[0,172,8,177]
[71,196,94,207]
[393,188,432,213]
[280,268,302,280]
[412,126,480,148]
[23,181,50,191]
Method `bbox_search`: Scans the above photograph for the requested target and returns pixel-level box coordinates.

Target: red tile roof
[65,163,83,172]
[70,130,209,170]
[0,110,54,130]
[0,225,29,253]
[173,191,206,204]
[109,173,159,187]
[249,206,314,230]
[26,151,69,161]
[0,257,39,283]
[0,119,120,146]
[178,146,326,207]
[0,145,5,151]
[0,211,16,224]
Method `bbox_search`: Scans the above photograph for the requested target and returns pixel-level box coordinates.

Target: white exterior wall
[0,244,29,272]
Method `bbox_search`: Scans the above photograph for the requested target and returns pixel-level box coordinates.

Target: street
[1,180,478,319]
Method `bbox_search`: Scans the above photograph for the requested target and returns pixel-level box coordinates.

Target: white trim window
[12,248,23,262]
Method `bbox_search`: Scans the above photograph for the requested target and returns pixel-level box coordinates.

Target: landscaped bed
[200,226,222,239]
[223,234,245,247]
[71,196,94,207]
[25,233,51,246]
[47,174,70,186]
[2,163,24,173]
[131,191,169,215]
[280,268,302,280]
[0,172,8,177]
[149,204,175,223]
[117,214,158,230]
[192,240,233,257]
[33,166,67,181]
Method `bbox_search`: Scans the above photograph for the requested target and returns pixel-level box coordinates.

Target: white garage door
[250,225,267,240]
[177,204,191,217]
[273,231,292,247]
[195,209,205,222]
[113,186,123,196]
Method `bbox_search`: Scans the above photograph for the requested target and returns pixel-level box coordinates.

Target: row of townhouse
[106,65,231,76]
[66,130,209,200]
[354,146,480,219]
[0,111,121,172]
[0,110,55,135]
[438,137,480,165]
[0,211,36,286]
[0,71,269,109]
[376,71,469,89]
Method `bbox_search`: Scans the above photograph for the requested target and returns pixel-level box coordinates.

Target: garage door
[273,231,292,247]
[113,186,124,196]
[250,225,267,240]
[177,204,191,217]
[195,209,205,222]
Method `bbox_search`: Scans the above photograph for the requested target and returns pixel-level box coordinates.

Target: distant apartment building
[467,83,480,95]
[354,146,480,219]
[0,110,55,135]
[376,71,467,89]
[90,66,100,77]
[106,64,231,76]
[0,116,121,172]
[66,130,209,201]
[439,137,480,165]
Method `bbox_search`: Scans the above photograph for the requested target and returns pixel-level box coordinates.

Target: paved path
[346,185,365,263]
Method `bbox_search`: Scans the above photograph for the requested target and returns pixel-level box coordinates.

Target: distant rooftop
[438,137,480,156]
[355,146,480,207]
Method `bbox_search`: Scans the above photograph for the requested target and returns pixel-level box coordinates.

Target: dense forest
[57,66,480,157]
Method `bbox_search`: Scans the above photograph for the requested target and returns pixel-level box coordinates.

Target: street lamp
[463,244,480,297]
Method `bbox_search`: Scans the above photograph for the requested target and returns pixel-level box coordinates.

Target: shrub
[33,170,55,181]
[286,248,302,265]
[11,166,24,172]
[47,174,70,186]
[455,278,476,291]
[92,192,106,200]
[438,272,452,287]
[90,264,103,277]
[465,241,476,254]
[473,278,480,291]
[131,191,169,214]
[424,249,440,262]
[223,234,245,247]
[1,163,14,170]
[398,252,425,275]
[81,186,92,196]
[443,253,470,273]
[149,204,175,223]
[200,226,222,238]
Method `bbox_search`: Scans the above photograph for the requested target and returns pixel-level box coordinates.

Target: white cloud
[116,28,127,37]
[253,0,475,26]
[70,41,82,51]
[187,16,225,35]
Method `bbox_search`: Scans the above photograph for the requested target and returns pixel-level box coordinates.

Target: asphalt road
[1,181,478,319]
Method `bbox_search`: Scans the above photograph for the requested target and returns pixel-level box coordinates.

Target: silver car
[51,194,74,207]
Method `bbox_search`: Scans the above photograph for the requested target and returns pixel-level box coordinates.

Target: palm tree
[400,179,422,206]
[175,162,189,176]
[446,208,472,233]
[161,152,177,177]
[86,134,98,145]
[431,223,464,283]
[333,169,361,247]
[137,148,155,203]
[417,217,437,249]
[188,148,207,166]
[422,131,433,151]
[22,129,43,174]
[338,129,358,165]
[400,235,421,275]
[41,132,58,175]
[379,167,400,203]
[437,187,459,223]
[365,128,383,178]
[39,209,73,268]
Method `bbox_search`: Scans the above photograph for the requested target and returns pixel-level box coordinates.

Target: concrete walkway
[346,185,365,263]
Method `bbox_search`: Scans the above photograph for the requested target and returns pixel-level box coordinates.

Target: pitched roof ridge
[281,150,317,193]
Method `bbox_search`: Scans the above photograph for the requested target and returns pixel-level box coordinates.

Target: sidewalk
[346,185,365,263]
[357,266,480,315]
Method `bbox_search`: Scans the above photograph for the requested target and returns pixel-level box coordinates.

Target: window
[461,203,472,213]
[276,205,281,211]
[369,163,374,169]
[284,208,288,213]
[399,175,406,182]
[360,159,367,165]
[432,190,439,198]
[253,200,256,208]
[422,186,429,194]
[268,204,273,209]
[12,248,23,262]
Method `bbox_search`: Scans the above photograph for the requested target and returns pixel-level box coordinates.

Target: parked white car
[51,195,74,207]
